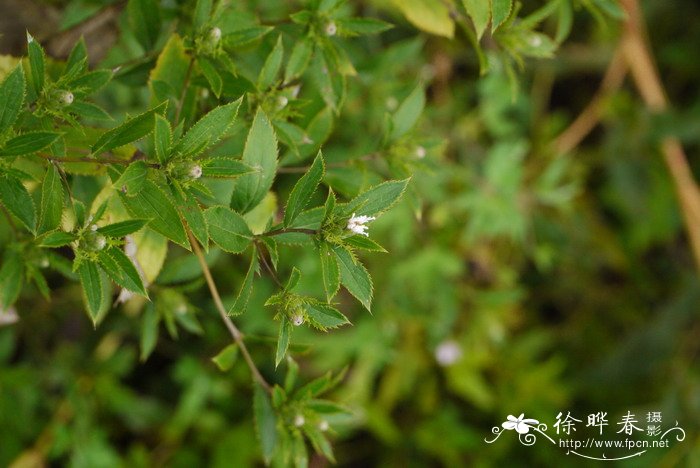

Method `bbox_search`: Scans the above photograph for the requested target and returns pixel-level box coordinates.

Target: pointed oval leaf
[203,205,253,253]
[173,98,242,157]
[97,247,147,296]
[0,174,36,233]
[97,219,149,237]
[0,65,25,136]
[77,260,104,324]
[343,178,409,218]
[92,102,167,155]
[333,246,373,312]
[1,132,62,157]
[284,152,324,227]
[38,164,64,234]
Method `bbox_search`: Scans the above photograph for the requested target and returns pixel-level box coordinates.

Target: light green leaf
[97,219,148,237]
[203,206,253,253]
[78,260,104,324]
[119,179,189,248]
[284,152,324,227]
[38,164,63,234]
[462,0,490,39]
[40,231,77,247]
[127,0,161,51]
[193,0,213,31]
[0,174,36,233]
[173,98,242,157]
[392,0,454,38]
[92,102,167,155]
[230,252,258,315]
[305,302,349,330]
[0,65,25,136]
[258,36,284,90]
[1,132,62,157]
[254,383,278,464]
[336,17,393,36]
[391,84,425,140]
[285,37,314,83]
[212,343,239,371]
[115,161,148,196]
[319,242,339,302]
[302,425,335,463]
[492,0,513,32]
[333,246,373,312]
[230,110,278,213]
[275,316,292,367]
[97,247,147,296]
[202,158,251,178]
[343,178,410,218]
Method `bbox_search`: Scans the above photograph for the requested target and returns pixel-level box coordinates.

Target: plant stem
[186,229,271,392]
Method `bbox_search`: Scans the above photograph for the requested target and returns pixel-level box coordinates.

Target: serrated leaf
[65,38,87,76]
[302,425,335,462]
[119,179,189,248]
[336,17,393,36]
[202,157,251,178]
[153,114,171,163]
[115,160,148,196]
[492,0,513,32]
[203,205,253,253]
[1,132,62,156]
[343,178,409,218]
[212,343,239,371]
[275,316,292,367]
[343,235,387,252]
[173,98,241,157]
[0,174,36,233]
[0,250,23,308]
[319,242,339,301]
[231,110,278,213]
[40,231,77,247]
[0,65,25,136]
[140,303,159,361]
[78,260,104,324]
[92,102,167,155]
[392,0,454,38]
[199,56,223,97]
[38,164,63,234]
[171,182,208,249]
[254,383,278,464]
[27,33,45,96]
[70,70,113,96]
[285,37,314,83]
[391,84,425,140]
[97,219,148,237]
[333,246,372,312]
[284,152,324,227]
[222,26,273,47]
[70,101,112,121]
[462,0,490,39]
[97,247,147,296]
[128,0,161,51]
[258,36,284,90]
[305,302,349,330]
[230,252,258,315]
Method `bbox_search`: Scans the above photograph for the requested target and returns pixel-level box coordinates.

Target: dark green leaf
[230,252,258,315]
[115,160,148,196]
[343,179,409,218]
[140,303,159,361]
[258,36,284,90]
[254,383,278,464]
[173,98,241,157]
[203,206,253,253]
[202,157,251,178]
[171,183,208,249]
[0,65,25,136]
[97,247,147,296]
[333,246,373,312]
[128,0,161,50]
[343,235,387,252]
[65,38,87,76]
[1,132,62,156]
[302,425,335,462]
[69,101,112,121]
[40,231,77,247]
[0,250,23,308]
[92,101,167,155]
[222,26,273,47]
[284,152,324,227]
[153,114,171,163]
[77,260,104,324]
[275,316,292,367]
[193,0,213,31]
[319,242,339,301]
[38,164,63,234]
[0,174,36,233]
[97,219,149,237]
[70,70,113,95]
[199,57,223,97]
[336,18,393,36]
[27,33,45,96]
[304,302,349,330]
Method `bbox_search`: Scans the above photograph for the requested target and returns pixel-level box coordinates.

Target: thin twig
[186,229,271,392]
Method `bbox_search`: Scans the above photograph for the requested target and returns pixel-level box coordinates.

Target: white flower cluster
[347,213,375,237]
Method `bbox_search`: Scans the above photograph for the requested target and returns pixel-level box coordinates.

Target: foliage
[1,0,699,466]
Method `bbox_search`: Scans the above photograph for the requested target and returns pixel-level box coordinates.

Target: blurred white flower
[294,414,305,427]
[324,21,337,36]
[347,213,375,237]
[319,420,329,432]
[0,305,19,326]
[434,340,462,366]
[189,164,202,180]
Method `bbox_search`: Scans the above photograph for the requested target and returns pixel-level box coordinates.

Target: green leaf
[140,303,159,361]
[97,247,147,296]
[114,161,148,196]
[119,180,189,248]
[222,26,274,47]
[97,219,148,237]
[0,250,23,308]
[319,242,339,301]
[1,132,62,157]
[285,37,314,83]
[0,174,36,233]
[173,98,242,157]
[275,316,293,367]
[171,183,208,249]
[65,38,87,76]
[78,260,104,324]
[38,164,63,234]
[285,267,301,292]
[462,0,490,39]
[302,425,335,462]
[69,101,112,121]
[391,84,425,140]
[231,110,278,213]
[305,302,349,330]
[127,0,161,51]
[27,33,45,96]
[40,231,77,247]
[202,158,251,178]
[149,34,189,106]
[212,343,239,371]
[193,0,213,31]
[336,18,393,36]
[284,152,324,227]
[92,102,167,155]
[254,383,278,464]
[333,246,373,312]
[153,114,172,163]
[199,57,223,98]
[491,0,513,32]
[258,36,284,90]
[343,179,409,218]
[343,235,387,252]
[392,0,454,38]
[70,70,113,96]
[203,206,253,253]
[0,65,25,136]
[230,252,258,315]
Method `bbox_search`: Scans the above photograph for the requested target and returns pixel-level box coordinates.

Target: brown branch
[619,0,700,270]
[186,229,271,392]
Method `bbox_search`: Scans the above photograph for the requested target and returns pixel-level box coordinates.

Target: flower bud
[208,27,222,45]
[93,235,107,251]
[291,313,304,326]
[188,164,202,180]
[294,414,305,427]
[319,420,329,432]
[415,146,426,159]
[324,21,337,36]
[90,224,98,232]
[276,95,288,109]
[57,90,74,106]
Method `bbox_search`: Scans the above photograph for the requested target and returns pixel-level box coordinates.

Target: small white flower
[324,21,337,36]
[291,314,304,326]
[502,414,539,434]
[40,257,50,268]
[189,164,202,180]
[94,235,107,251]
[319,420,329,432]
[347,213,376,237]
[415,146,426,159]
[385,96,398,111]
[57,90,74,106]
[529,35,542,47]
[0,305,19,326]
[90,224,98,232]
[277,95,288,109]
[208,27,222,44]
[294,414,305,427]
[435,340,462,366]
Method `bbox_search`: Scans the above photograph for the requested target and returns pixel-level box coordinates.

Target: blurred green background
[1,0,700,466]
